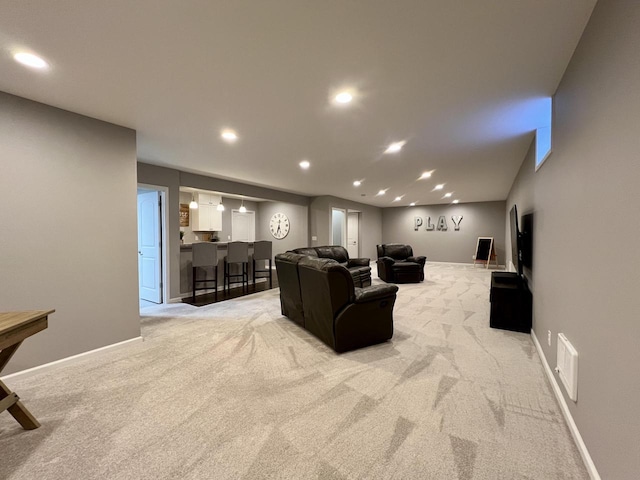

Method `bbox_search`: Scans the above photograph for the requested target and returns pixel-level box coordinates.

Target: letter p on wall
[414,216,423,231]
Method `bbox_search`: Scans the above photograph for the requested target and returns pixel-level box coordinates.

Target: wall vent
[556,333,578,401]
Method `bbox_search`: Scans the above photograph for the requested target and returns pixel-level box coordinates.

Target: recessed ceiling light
[353,180,361,187]
[419,171,433,179]
[334,91,353,104]
[434,184,445,191]
[299,160,310,169]
[377,189,387,196]
[221,129,238,143]
[384,141,405,154]
[13,52,48,69]
[452,199,460,204]
[444,192,453,198]
[394,196,403,202]
[409,202,416,206]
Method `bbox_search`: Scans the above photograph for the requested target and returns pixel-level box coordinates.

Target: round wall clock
[270,213,290,239]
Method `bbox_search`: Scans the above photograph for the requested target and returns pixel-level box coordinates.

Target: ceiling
[0,0,596,207]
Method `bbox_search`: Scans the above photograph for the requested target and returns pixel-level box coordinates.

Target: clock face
[270,213,290,239]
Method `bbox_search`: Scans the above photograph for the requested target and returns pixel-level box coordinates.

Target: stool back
[253,240,272,262]
[193,243,218,268]
[227,241,249,263]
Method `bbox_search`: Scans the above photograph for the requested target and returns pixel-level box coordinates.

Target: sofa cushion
[316,245,349,263]
[384,244,413,260]
[292,247,318,257]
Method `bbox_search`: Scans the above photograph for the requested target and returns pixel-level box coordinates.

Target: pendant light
[239,197,247,213]
[217,198,225,211]
[189,193,198,209]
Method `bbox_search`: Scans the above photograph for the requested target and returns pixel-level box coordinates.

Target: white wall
[505,2,640,477]
[0,92,140,374]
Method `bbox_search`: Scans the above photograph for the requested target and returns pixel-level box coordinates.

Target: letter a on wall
[437,216,448,231]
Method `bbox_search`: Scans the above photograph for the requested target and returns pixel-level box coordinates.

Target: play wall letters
[414,215,463,231]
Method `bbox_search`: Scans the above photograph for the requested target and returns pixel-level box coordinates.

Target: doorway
[347,211,360,258]
[231,209,256,241]
[331,208,346,246]
[137,185,167,306]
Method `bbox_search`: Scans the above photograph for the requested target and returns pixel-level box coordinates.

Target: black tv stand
[490,272,532,333]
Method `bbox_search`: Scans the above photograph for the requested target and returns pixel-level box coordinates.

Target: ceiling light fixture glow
[409,202,416,206]
[394,196,403,202]
[377,189,387,196]
[334,91,353,104]
[299,160,310,169]
[452,199,460,204]
[384,141,405,154]
[444,192,453,198]
[189,193,198,210]
[13,52,48,69]
[419,171,433,179]
[221,129,238,143]
[353,180,361,187]
[239,198,247,213]
[434,184,444,190]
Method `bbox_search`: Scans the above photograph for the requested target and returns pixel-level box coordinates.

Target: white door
[231,210,255,241]
[137,190,162,303]
[347,211,359,258]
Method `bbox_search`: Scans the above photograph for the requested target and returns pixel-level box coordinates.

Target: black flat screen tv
[510,205,523,276]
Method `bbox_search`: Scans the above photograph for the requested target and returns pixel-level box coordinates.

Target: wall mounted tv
[510,205,533,276]
[509,205,523,276]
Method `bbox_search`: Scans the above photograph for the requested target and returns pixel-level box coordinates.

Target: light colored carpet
[0,263,588,479]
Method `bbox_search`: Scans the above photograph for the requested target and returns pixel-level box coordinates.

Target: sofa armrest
[376,256,395,266]
[354,284,399,304]
[348,257,370,267]
[407,255,426,266]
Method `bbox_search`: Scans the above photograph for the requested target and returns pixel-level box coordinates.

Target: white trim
[531,330,601,480]
[1,336,143,382]
[427,260,507,268]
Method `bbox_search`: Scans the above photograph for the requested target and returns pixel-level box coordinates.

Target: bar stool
[224,241,249,292]
[252,240,273,288]
[192,243,219,302]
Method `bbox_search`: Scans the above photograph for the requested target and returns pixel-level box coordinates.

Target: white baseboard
[530,330,601,480]
[1,336,143,382]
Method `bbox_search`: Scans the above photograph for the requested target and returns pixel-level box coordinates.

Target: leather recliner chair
[274,252,306,327]
[290,245,371,287]
[275,253,398,352]
[376,244,427,283]
[297,257,398,352]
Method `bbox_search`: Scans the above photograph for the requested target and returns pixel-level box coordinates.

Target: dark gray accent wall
[506,2,640,478]
[0,92,140,374]
[382,201,506,264]
[308,196,382,261]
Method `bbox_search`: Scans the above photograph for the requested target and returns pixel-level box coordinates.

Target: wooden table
[0,310,54,430]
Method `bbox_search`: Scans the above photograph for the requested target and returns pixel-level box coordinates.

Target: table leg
[0,342,41,430]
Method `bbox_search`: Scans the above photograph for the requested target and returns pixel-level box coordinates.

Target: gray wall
[505,1,640,478]
[382,201,506,264]
[0,92,140,375]
[257,201,309,259]
[309,196,382,261]
[138,163,311,299]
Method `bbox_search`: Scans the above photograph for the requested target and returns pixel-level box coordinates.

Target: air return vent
[556,333,578,401]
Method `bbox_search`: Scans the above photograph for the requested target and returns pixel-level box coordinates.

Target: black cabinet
[490,272,532,333]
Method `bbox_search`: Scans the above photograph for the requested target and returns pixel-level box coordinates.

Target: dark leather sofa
[376,244,427,283]
[290,245,371,287]
[275,253,398,352]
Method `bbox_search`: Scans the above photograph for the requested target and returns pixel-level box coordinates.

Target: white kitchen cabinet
[192,193,222,231]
